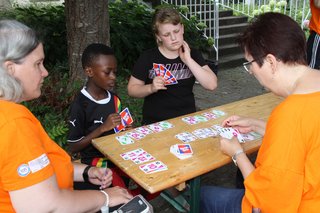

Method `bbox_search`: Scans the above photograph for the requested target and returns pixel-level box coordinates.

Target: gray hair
[0,19,39,102]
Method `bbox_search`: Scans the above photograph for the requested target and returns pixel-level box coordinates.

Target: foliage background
[0,0,209,149]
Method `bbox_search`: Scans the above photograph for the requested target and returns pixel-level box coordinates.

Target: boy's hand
[101,113,121,132]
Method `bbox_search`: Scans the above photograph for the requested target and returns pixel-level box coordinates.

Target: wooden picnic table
[92,92,283,212]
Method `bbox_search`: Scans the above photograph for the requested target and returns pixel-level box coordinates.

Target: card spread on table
[147,123,165,133]
[170,144,193,159]
[211,109,226,117]
[192,128,218,139]
[181,116,200,125]
[125,131,146,140]
[153,63,178,85]
[116,135,134,145]
[202,112,217,120]
[114,107,134,133]
[120,148,155,164]
[139,160,168,174]
[135,126,153,135]
[175,132,197,143]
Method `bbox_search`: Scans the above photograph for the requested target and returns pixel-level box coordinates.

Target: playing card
[153,63,160,76]
[158,121,174,129]
[139,161,168,174]
[116,135,134,145]
[219,127,245,143]
[135,126,153,135]
[120,148,145,160]
[147,123,165,133]
[126,131,145,140]
[131,152,155,164]
[192,128,218,139]
[193,115,209,122]
[114,108,134,133]
[211,109,226,117]
[181,116,200,125]
[175,132,197,143]
[202,112,217,120]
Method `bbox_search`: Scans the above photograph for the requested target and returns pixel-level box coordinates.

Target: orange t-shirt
[309,0,320,34]
[0,100,73,212]
[242,92,320,212]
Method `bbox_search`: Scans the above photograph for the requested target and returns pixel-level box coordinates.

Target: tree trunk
[65,0,110,82]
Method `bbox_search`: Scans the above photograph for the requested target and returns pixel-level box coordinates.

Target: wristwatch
[82,165,92,182]
[232,150,245,167]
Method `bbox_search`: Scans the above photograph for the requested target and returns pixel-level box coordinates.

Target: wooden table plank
[92,93,282,193]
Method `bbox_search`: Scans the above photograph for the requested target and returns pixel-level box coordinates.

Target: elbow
[205,79,218,91]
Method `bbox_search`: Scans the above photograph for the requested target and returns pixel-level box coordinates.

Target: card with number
[131,152,155,164]
[219,127,245,143]
[181,116,199,125]
[147,123,165,133]
[158,121,174,129]
[193,115,209,122]
[120,148,145,160]
[175,132,197,143]
[211,109,226,117]
[135,126,153,135]
[126,131,145,140]
[192,128,218,139]
[139,161,168,174]
[116,135,134,145]
[202,112,217,120]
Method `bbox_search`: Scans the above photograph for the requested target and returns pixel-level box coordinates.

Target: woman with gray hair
[0,19,132,212]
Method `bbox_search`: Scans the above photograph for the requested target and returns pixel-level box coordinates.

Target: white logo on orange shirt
[17,164,30,177]
[28,154,50,173]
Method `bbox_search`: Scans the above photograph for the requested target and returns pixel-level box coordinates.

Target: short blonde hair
[0,19,39,102]
[152,7,182,45]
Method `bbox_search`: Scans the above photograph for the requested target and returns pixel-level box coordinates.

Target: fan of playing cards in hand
[153,63,178,85]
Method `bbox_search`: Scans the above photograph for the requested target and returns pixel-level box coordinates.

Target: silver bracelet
[100,190,109,207]
[232,149,245,167]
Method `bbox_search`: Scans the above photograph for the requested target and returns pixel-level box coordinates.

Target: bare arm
[179,41,218,91]
[220,137,255,179]
[10,175,132,213]
[127,75,166,98]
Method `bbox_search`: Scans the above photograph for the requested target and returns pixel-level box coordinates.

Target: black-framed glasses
[242,59,256,73]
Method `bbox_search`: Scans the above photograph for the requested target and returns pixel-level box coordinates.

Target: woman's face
[245,53,273,92]
[156,23,184,51]
[12,43,48,101]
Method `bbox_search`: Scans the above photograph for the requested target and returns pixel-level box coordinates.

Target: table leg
[189,176,201,213]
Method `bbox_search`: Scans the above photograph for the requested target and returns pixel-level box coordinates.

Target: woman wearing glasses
[201,12,320,213]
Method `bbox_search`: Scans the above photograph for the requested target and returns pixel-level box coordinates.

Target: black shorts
[307,31,320,69]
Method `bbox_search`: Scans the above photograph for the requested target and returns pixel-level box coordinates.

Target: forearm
[251,119,266,135]
[185,59,217,90]
[236,152,255,179]
[53,189,105,213]
[127,83,154,98]
[73,162,87,182]
[69,127,105,153]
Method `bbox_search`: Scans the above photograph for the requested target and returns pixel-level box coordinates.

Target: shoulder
[0,101,36,127]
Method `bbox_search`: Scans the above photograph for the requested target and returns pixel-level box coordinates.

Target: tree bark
[65,0,110,82]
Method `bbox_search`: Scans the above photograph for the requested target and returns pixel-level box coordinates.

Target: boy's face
[86,54,117,91]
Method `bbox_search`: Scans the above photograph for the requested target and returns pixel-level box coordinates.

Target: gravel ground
[149,65,267,213]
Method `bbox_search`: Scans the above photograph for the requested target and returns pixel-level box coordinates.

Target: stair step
[219,43,242,56]
[219,16,248,26]
[219,22,249,35]
[218,33,241,46]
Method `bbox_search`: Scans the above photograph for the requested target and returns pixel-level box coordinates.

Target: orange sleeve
[0,117,54,191]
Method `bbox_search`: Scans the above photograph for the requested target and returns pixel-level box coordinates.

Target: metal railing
[161,0,310,62]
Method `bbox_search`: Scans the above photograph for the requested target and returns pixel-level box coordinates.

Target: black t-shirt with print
[132,47,206,124]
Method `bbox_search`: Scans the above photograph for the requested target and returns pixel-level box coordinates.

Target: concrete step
[218,33,241,46]
[219,43,242,56]
[219,22,249,35]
